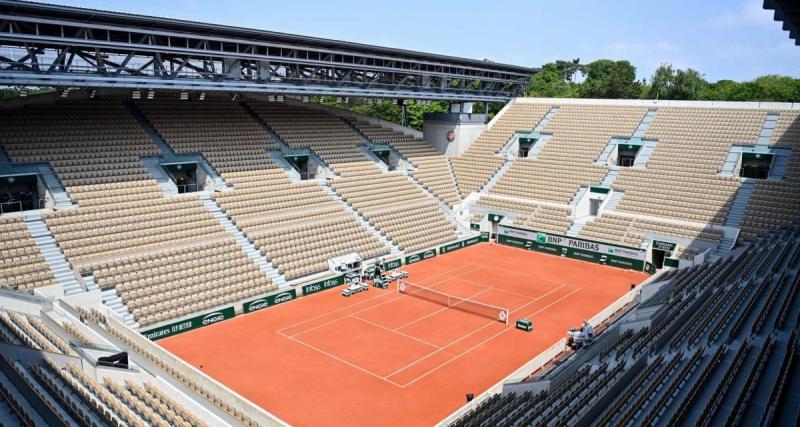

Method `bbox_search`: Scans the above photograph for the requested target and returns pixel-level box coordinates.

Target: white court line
[284,264,486,338]
[456,277,558,301]
[383,283,572,380]
[392,287,495,331]
[478,264,567,288]
[278,331,405,388]
[396,286,583,388]
[351,315,442,349]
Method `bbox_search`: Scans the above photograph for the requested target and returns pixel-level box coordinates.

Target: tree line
[530,58,800,102]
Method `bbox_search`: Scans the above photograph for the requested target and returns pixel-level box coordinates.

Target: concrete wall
[515,97,800,110]
[423,114,487,156]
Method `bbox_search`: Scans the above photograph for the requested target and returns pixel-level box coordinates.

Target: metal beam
[0,1,534,101]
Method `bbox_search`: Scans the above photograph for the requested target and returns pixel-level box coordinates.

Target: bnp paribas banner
[142,306,236,341]
[497,225,646,271]
[243,289,298,314]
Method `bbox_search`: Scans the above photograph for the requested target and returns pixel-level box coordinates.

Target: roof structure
[764,0,800,46]
[0,0,534,101]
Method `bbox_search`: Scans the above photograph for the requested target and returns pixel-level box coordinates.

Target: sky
[43,0,799,82]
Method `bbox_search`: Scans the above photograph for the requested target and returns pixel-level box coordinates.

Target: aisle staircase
[724,180,755,228]
[479,158,516,194]
[320,184,403,256]
[22,211,82,296]
[198,192,289,288]
[100,287,137,328]
[604,191,624,211]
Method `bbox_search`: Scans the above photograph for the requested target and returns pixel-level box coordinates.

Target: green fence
[243,289,298,313]
[142,306,236,341]
[301,275,345,296]
[496,225,646,271]
[664,258,680,268]
[384,258,402,271]
[405,249,437,265]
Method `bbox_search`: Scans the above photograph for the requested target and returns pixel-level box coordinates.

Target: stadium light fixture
[89,89,97,99]
[277,95,285,102]
[131,90,141,100]
[19,87,27,97]
[147,90,155,100]
[180,92,189,100]
[199,92,206,100]
[231,94,240,101]
[60,87,71,98]
[268,95,275,102]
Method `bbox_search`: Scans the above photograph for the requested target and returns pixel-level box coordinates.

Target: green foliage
[0,87,54,99]
[647,64,708,100]
[528,63,580,98]
[527,60,798,103]
[580,60,642,99]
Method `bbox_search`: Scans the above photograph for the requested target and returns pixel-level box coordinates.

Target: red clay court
[160,243,647,427]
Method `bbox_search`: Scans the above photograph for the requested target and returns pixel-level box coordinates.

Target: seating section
[474,194,572,235]
[451,103,552,194]
[349,119,462,206]
[332,169,459,252]
[251,101,460,252]
[614,108,765,224]
[136,98,280,175]
[491,105,646,204]
[740,110,800,240]
[453,225,800,426]
[0,100,158,202]
[137,98,391,279]
[249,102,367,174]
[91,240,275,327]
[0,216,56,292]
[579,212,724,248]
[0,311,71,354]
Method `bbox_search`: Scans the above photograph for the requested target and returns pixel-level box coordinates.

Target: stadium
[0,0,798,426]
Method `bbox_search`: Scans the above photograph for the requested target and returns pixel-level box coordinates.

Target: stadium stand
[0,215,57,292]
[1,91,800,426]
[490,104,647,204]
[739,110,800,240]
[613,108,765,225]
[135,97,392,280]
[450,224,800,427]
[450,103,551,195]
[347,118,462,206]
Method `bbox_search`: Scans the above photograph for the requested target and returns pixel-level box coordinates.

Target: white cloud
[714,40,798,59]
[709,0,775,29]
[607,41,680,55]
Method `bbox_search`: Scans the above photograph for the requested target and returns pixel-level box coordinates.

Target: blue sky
[47,0,798,82]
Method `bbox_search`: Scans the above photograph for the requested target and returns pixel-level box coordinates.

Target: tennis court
[160,243,647,427]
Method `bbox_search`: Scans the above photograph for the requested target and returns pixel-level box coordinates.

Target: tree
[750,75,800,102]
[554,58,585,83]
[646,64,707,100]
[648,63,674,99]
[580,60,642,99]
[672,68,707,100]
[528,63,578,97]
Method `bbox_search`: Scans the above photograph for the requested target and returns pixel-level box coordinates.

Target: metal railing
[175,183,199,194]
[0,198,46,214]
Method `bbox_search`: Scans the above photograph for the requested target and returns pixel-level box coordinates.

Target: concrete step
[198,192,289,288]
[321,184,402,254]
[23,217,82,295]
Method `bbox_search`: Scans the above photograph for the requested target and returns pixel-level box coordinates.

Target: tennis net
[398,281,509,324]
